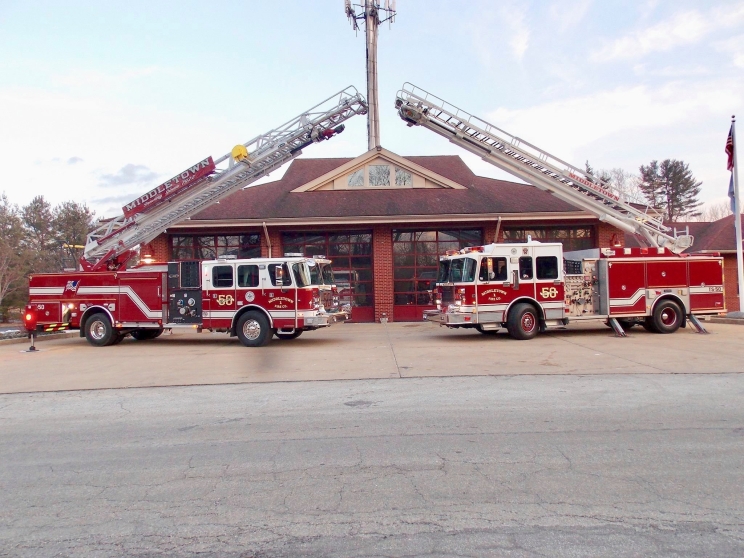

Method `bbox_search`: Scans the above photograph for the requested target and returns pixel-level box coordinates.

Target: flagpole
[732,115,744,312]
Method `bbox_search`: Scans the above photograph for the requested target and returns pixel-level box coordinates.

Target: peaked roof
[188,154,585,224]
[291,147,467,191]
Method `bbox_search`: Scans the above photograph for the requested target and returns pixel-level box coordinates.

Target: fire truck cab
[426,242,566,339]
[25,255,348,348]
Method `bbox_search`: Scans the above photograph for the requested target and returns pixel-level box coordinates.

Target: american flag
[726,124,735,171]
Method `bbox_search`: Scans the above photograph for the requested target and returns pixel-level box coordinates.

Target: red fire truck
[25,256,347,347]
[23,87,368,347]
[426,242,724,339]
[395,83,725,338]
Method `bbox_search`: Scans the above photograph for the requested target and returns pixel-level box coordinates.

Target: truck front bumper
[423,309,475,326]
[303,308,350,328]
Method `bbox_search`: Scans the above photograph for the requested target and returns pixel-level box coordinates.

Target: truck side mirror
[274,266,284,286]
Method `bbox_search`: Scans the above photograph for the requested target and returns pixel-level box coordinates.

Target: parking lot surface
[1,321,742,393]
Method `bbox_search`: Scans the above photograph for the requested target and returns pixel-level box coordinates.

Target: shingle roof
[624,214,744,252]
[192,155,582,221]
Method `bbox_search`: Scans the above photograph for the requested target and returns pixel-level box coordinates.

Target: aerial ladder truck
[24,86,368,348]
[395,83,725,339]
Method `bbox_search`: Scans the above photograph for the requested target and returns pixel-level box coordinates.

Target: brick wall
[597,223,624,248]
[723,254,741,312]
[263,229,282,258]
[149,235,169,262]
[373,224,393,322]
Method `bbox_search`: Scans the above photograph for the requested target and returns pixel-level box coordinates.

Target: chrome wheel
[236,311,271,347]
[242,319,262,341]
[89,319,106,341]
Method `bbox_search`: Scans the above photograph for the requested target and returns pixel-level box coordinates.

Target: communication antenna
[345,0,396,150]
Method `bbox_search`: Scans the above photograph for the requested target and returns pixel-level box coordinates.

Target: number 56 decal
[540,287,559,299]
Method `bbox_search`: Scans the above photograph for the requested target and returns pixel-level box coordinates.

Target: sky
[1,0,742,219]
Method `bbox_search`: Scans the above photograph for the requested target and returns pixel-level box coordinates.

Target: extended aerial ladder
[395,83,693,254]
[83,86,368,271]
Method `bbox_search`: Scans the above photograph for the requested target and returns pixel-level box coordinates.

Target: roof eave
[167,211,596,230]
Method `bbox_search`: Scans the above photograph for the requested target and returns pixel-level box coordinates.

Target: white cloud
[486,82,735,155]
[507,9,530,60]
[480,79,743,202]
[714,34,744,68]
[471,1,531,61]
[549,0,593,32]
[591,4,744,62]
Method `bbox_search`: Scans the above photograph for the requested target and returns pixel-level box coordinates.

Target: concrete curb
[0,332,78,346]
[709,317,744,326]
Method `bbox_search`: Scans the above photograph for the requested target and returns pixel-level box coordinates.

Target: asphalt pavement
[1,321,743,393]
[1,322,743,557]
[1,374,743,557]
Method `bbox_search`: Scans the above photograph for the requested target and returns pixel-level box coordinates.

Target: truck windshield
[308,262,335,286]
[448,257,477,282]
[438,260,450,283]
[292,263,311,287]
[308,262,322,286]
[321,263,335,285]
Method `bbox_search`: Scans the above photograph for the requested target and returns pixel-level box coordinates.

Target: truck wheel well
[652,295,687,315]
[79,307,115,336]
[505,297,544,322]
[231,306,273,336]
[652,295,687,327]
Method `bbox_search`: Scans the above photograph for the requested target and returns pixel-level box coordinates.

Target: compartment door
[607,261,646,315]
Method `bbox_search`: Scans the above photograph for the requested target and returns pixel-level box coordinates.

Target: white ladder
[395,83,693,253]
[84,86,368,270]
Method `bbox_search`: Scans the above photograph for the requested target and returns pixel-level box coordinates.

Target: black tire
[642,317,658,333]
[506,303,539,340]
[236,311,272,347]
[475,324,498,335]
[84,312,117,347]
[617,319,636,331]
[131,329,164,341]
[652,300,682,334]
[274,329,303,340]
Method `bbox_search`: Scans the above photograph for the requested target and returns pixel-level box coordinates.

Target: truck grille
[321,290,334,310]
[441,286,455,305]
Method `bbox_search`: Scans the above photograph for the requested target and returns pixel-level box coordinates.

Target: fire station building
[146,148,642,322]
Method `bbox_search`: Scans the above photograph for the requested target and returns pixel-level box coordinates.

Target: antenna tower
[345,0,396,150]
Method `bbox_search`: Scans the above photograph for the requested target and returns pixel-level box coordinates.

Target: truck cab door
[265,262,296,330]
[509,249,536,299]
[203,263,237,329]
[533,247,564,319]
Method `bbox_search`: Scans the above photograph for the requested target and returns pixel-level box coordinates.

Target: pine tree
[52,201,96,270]
[638,159,702,222]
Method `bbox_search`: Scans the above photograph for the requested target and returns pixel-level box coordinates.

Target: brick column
[150,234,169,262]
[723,254,740,311]
[483,221,499,244]
[373,224,393,322]
[597,223,624,248]
[262,228,283,258]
